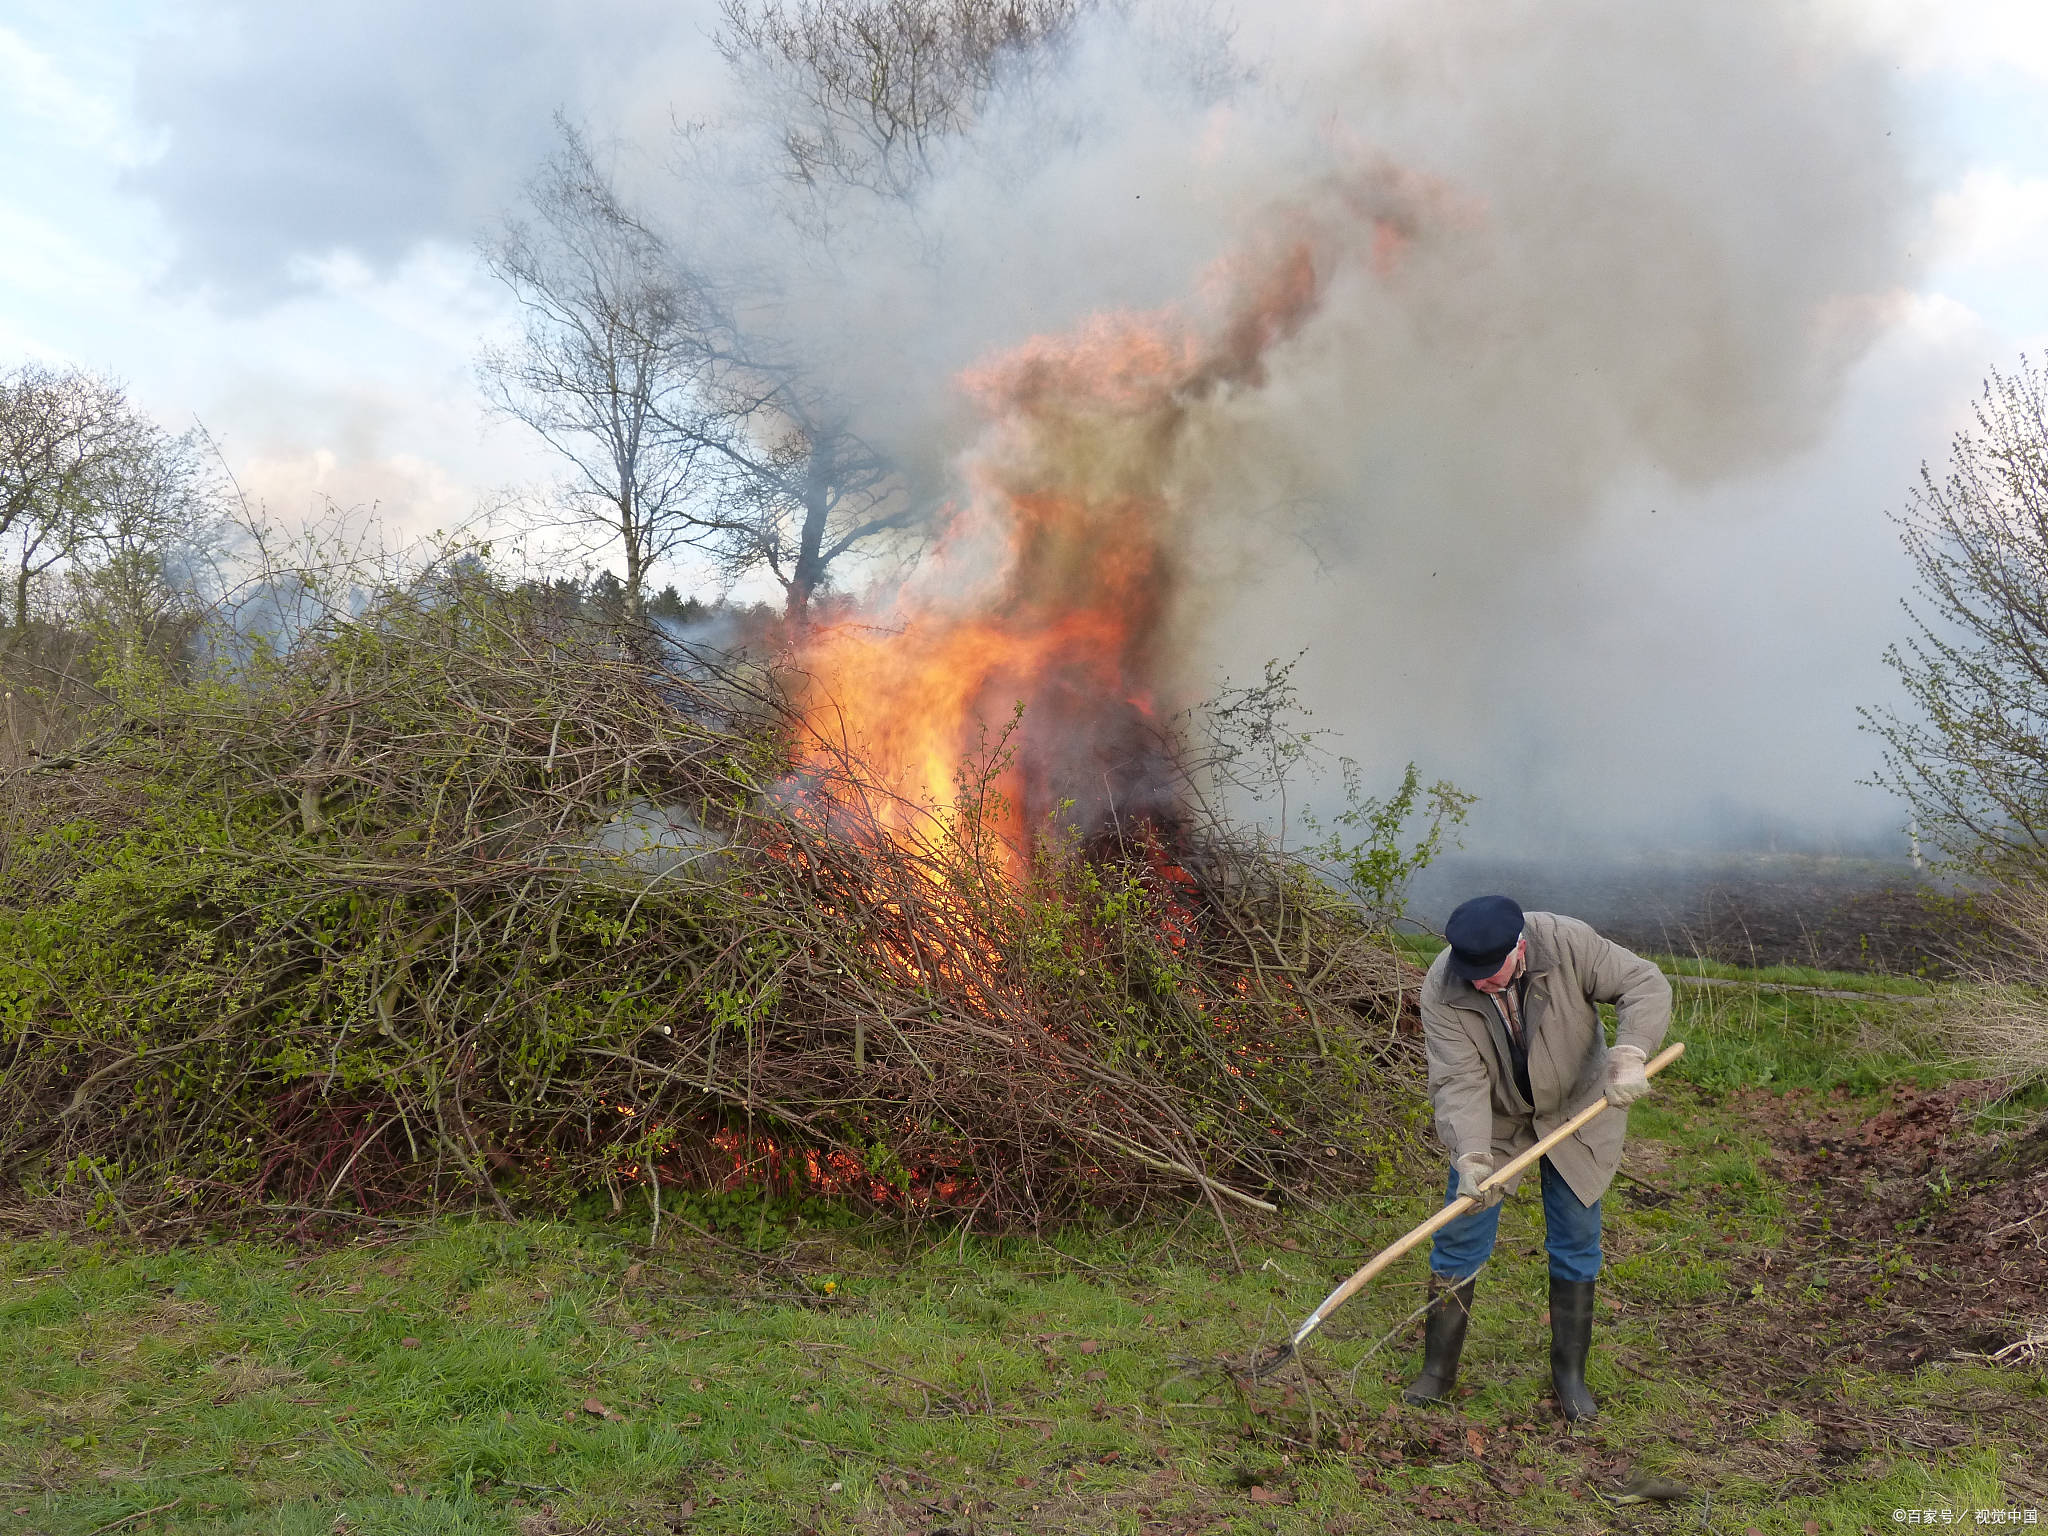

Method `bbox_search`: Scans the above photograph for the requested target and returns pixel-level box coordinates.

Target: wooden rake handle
[1281,1040,1685,1353]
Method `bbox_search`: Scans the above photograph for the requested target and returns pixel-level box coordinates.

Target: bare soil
[1738,1081,2048,1368]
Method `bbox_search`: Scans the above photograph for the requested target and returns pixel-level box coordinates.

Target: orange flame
[791,162,1449,868]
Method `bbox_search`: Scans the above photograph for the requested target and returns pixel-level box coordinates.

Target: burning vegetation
[0,174,1467,1232]
[0,580,1426,1231]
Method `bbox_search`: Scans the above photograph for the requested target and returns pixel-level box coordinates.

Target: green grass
[2,967,2042,1535]
[1648,953,1938,995]
[1651,965,1952,1095]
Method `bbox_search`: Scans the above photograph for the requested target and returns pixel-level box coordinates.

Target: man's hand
[1604,1044,1651,1108]
[1454,1153,1504,1209]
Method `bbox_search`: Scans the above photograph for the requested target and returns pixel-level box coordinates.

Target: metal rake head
[1249,1338,1300,1381]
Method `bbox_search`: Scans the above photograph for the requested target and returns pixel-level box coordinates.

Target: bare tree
[716,0,1085,216]
[1865,357,2048,879]
[482,123,916,628]
[0,365,137,643]
[0,364,228,766]
[479,125,715,623]
[655,0,1094,625]
[675,367,916,624]
[0,365,219,654]
[66,428,228,671]
[481,8,1092,627]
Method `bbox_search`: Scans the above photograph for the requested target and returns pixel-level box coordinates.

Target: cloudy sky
[4,0,2046,857]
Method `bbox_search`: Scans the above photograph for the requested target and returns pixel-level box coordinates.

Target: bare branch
[1866,356,2048,880]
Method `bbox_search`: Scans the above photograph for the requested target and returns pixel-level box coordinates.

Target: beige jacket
[1419,911,1672,1206]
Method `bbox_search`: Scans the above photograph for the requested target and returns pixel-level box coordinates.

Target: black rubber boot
[1402,1275,1477,1405]
[1549,1276,1599,1422]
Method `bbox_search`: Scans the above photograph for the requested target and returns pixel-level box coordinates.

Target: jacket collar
[1443,930,1553,1007]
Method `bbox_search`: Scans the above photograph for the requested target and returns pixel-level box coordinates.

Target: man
[1404,893,1671,1422]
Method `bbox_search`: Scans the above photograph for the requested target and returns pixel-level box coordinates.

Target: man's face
[1471,939,1525,994]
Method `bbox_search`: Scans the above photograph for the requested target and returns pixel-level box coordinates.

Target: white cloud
[1824,0,2048,81]
[0,26,121,146]
[0,196,137,342]
[234,446,475,537]
[0,17,159,167]
[1923,169,2048,341]
[124,0,724,299]
[1934,166,2048,267]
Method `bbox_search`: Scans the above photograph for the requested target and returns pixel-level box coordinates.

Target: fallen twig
[85,1500,180,1536]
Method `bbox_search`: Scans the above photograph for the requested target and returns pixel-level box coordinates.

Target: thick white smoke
[650,0,1925,854]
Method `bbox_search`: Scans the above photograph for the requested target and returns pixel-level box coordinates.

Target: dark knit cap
[1444,894,1524,981]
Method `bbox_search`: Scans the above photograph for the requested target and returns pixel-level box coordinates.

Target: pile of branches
[0,577,1422,1231]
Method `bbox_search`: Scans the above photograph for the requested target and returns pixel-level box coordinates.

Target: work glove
[1454,1153,1504,1209]
[1604,1044,1651,1108]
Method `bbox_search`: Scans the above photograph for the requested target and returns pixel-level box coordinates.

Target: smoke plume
[675,0,1921,851]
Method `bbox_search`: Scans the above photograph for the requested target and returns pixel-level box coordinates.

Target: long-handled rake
[1252,1040,1686,1380]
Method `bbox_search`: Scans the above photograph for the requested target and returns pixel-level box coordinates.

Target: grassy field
[3,963,2044,1535]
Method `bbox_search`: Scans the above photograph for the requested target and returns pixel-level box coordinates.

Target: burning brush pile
[0,193,1445,1229]
[0,588,1419,1229]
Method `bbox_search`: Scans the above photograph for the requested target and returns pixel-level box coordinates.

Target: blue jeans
[1428,1155,1602,1284]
